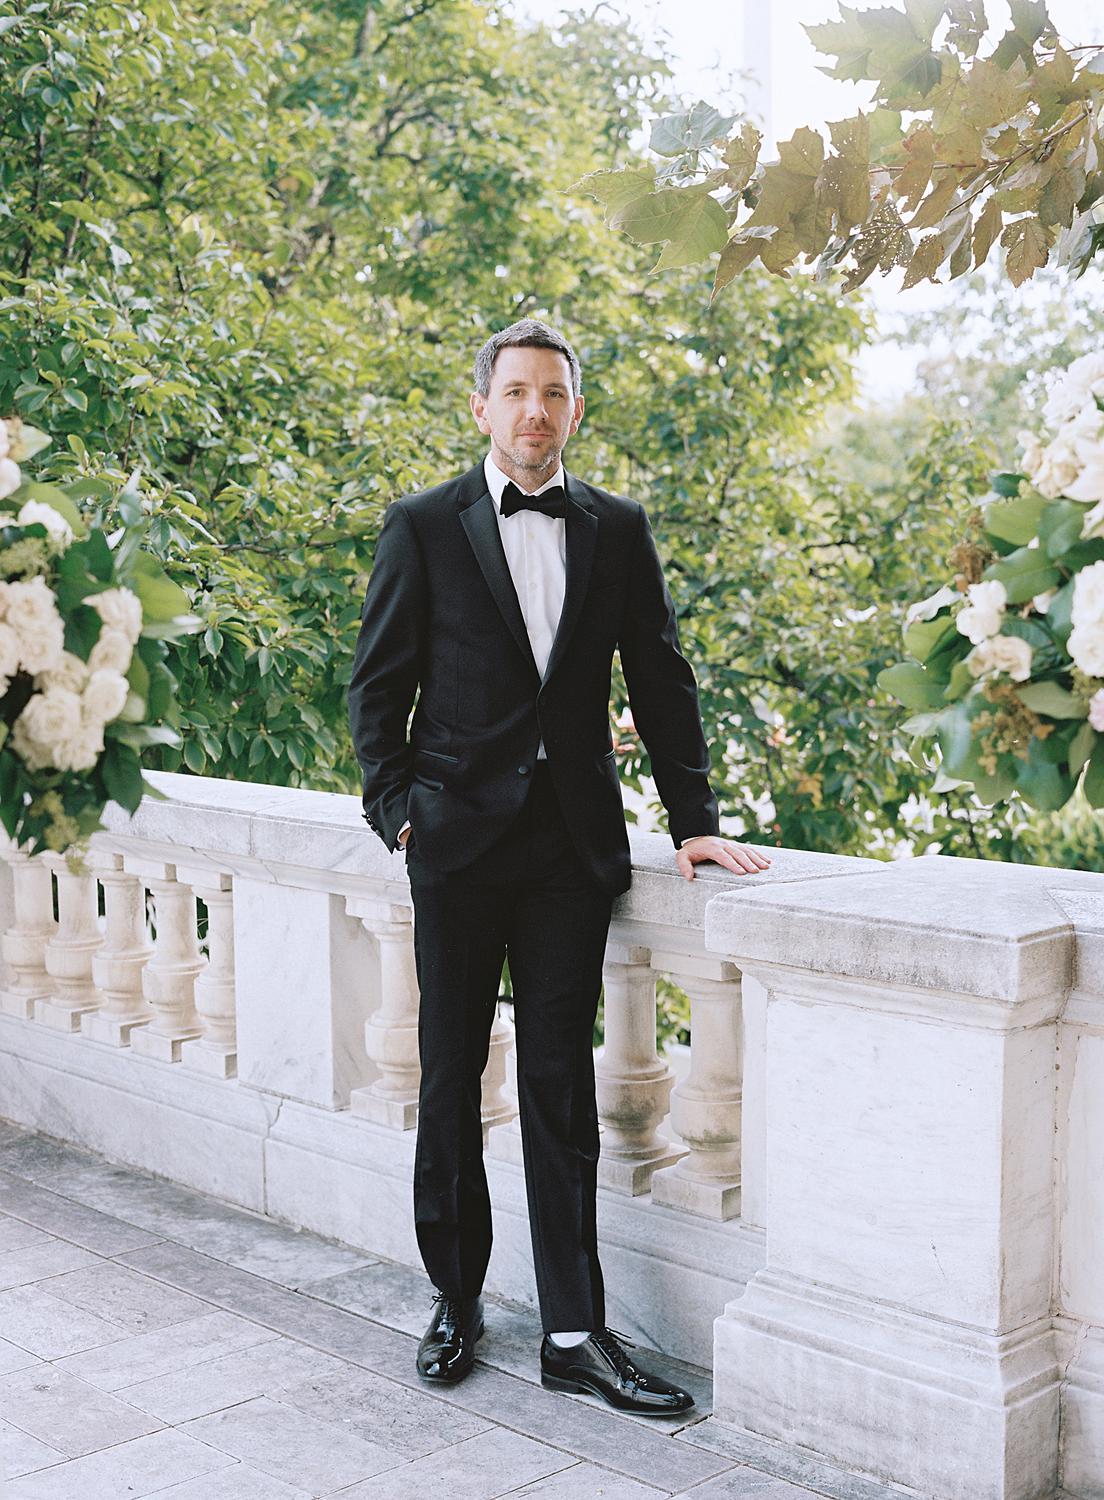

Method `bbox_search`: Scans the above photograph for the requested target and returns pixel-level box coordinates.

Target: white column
[179,871,236,1079]
[650,956,743,1220]
[594,941,685,1194]
[83,851,153,1045]
[129,860,202,1062]
[481,1000,516,1142]
[348,896,420,1128]
[36,854,103,1031]
[0,848,56,1019]
[706,864,1069,1500]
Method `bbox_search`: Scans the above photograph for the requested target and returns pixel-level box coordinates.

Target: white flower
[81,669,128,726]
[965,634,1033,682]
[1072,560,1104,629]
[1018,428,1044,480]
[0,621,19,680]
[906,585,960,628]
[0,419,8,460]
[35,650,90,695]
[16,500,73,549]
[53,726,104,773]
[1090,690,1104,733]
[89,587,142,644]
[4,577,65,674]
[1033,435,1082,499]
[1070,622,1104,678]
[10,686,83,771]
[87,627,133,675]
[0,456,22,500]
[1032,590,1056,614]
[955,579,1007,644]
[1083,498,1104,540]
[1043,352,1104,429]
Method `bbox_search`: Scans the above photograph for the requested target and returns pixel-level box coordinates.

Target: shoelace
[590,1325,639,1380]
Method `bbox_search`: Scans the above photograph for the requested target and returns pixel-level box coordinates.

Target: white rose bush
[0,417,198,854]
[880,354,1104,813]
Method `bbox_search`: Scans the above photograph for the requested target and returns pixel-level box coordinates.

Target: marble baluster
[83,850,154,1045]
[0,847,57,1020]
[481,998,517,1143]
[594,941,685,1194]
[36,853,104,1031]
[129,860,202,1061]
[650,956,743,1220]
[179,871,236,1078]
[348,896,421,1128]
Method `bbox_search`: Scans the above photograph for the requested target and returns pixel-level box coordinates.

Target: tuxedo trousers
[405,759,614,1333]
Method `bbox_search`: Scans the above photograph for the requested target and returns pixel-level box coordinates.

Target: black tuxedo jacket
[347,459,719,896]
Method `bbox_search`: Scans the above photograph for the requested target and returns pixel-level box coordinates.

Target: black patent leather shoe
[416,1290,485,1382]
[540,1327,695,1415]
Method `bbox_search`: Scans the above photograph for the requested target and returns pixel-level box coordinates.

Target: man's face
[470,345,584,483]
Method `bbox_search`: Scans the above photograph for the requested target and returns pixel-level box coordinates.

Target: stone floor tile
[301,1258,436,1337]
[0,1134,95,1184]
[4,1427,235,1499]
[23,1160,376,1287]
[426,1362,731,1493]
[0,1238,102,1291]
[0,1284,128,1360]
[498,1461,668,1497]
[675,1423,899,1500]
[0,1365,162,1458]
[117,1241,417,1370]
[673,1470,833,1499]
[182,1395,404,1493]
[326,1424,577,1500]
[277,1362,494,1460]
[155,1463,313,1498]
[0,1415,65,1481]
[38,1260,214,1335]
[0,1175,162,1255]
[0,1119,31,1148]
[119,1334,359,1424]
[53,1309,279,1392]
[0,1336,43,1376]
[0,1215,51,1254]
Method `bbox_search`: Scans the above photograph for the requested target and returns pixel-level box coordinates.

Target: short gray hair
[473,319,582,398]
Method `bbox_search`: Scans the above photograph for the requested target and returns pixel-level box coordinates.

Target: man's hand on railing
[676,836,772,883]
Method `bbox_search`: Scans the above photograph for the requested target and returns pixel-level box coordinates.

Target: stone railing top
[96,772,881,932]
[705,855,1083,1005]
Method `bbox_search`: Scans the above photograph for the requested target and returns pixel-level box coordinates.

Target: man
[348,319,771,1415]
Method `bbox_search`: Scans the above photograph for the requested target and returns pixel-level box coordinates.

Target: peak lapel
[458,485,541,681]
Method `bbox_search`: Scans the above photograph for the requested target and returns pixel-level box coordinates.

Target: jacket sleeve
[618,503,720,850]
[347,500,426,851]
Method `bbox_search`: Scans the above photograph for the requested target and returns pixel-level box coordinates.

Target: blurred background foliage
[4,0,1104,890]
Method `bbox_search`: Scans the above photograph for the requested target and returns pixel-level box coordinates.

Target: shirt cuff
[679,834,712,847]
[398,820,411,846]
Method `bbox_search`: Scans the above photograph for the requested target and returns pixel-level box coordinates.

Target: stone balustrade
[0,770,1102,1500]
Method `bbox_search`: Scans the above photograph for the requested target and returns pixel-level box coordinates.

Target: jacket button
[517,765,530,776]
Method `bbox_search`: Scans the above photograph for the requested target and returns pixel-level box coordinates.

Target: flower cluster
[880,354,1104,814]
[1,415,197,854]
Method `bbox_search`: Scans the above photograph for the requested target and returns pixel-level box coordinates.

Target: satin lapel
[542,470,597,686]
[458,487,541,680]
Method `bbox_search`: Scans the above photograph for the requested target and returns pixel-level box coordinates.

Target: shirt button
[517,765,530,776]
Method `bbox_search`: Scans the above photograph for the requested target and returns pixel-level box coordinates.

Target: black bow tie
[500,481,568,520]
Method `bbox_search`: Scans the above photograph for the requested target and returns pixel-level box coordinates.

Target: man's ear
[470,391,491,434]
[569,393,585,436]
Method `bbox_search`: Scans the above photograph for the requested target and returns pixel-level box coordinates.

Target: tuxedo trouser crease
[406,760,613,1333]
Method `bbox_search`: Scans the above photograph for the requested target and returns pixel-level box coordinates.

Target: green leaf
[903,613,958,663]
[17,482,85,535]
[569,167,657,222]
[1038,500,1088,560]
[1085,740,1104,808]
[986,546,1061,604]
[982,491,1046,545]
[1016,681,1086,718]
[610,186,728,271]
[1017,734,1077,811]
[1069,720,1096,777]
[182,738,206,773]
[990,471,1026,498]
[101,742,144,814]
[877,660,946,709]
[649,102,738,157]
[126,552,193,622]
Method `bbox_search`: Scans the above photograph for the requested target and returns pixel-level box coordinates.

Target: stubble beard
[499,434,564,486]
